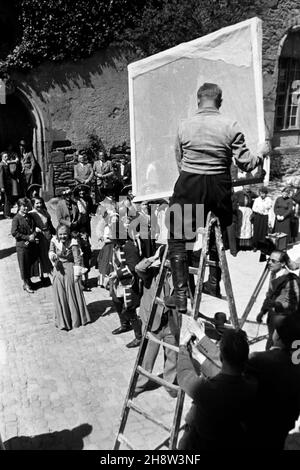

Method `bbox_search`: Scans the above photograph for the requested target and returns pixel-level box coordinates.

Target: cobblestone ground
[0,202,299,450]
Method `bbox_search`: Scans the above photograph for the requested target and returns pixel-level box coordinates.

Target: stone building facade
[1,0,300,196]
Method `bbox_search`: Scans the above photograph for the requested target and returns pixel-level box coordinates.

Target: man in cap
[167,82,269,314]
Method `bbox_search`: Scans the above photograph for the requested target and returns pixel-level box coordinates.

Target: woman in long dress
[252,187,273,251]
[49,224,91,330]
[273,187,294,243]
[30,196,55,282]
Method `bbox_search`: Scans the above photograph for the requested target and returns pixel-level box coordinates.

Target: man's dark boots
[203,265,222,298]
[126,318,142,348]
[112,311,132,335]
[168,253,189,314]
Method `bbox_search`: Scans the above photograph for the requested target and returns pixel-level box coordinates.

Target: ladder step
[117,433,135,450]
[137,366,180,392]
[189,262,217,275]
[146,332,179,353]
[128,400,172,433]
[155,296,165,307]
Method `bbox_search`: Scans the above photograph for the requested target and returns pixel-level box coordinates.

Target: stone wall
[270,147,300,179]
[10,1,300,195]
[12,47,133,156]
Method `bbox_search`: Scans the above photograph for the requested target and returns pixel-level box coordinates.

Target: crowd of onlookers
[226,185,300,256]
[1,147,300,450]
[0,140,42,219]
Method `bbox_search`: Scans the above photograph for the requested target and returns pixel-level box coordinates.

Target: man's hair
[197,83,222,106]
[219,329,249,369]
[17,197,31,209]
[56,224,70,236]
[271,249,289,265]
[276,314,300,349]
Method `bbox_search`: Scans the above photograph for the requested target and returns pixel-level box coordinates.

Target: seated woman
[48,224,91,330]
[30,196,55,283]
[11,197,38,293]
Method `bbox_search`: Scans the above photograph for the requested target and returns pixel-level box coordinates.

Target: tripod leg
[239,264,270,328]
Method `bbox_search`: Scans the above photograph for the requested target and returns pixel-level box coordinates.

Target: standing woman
[30,197,56,283]
[236,192,253,250]
[251,187,273,251]
[11,197,38,293]
[48,225,91,330]
[273,187,294,243]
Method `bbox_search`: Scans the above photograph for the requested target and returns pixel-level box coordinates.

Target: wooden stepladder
[113,212,239,450]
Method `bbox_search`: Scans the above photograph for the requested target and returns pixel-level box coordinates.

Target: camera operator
[256,249,300,350]
[177,318,257,450]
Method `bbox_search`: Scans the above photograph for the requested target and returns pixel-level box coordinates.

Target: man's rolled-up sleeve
[230,122,261,173]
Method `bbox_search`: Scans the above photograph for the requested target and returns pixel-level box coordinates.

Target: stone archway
[0,85,47,189]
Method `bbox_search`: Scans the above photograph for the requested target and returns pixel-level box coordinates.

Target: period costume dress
[11,212,37,284]
[30,208,55,275]
[49,236,91,330]
[96,217,114,286]
[273,196,294,242]
[236,192,253,249]
[252,195,273,249]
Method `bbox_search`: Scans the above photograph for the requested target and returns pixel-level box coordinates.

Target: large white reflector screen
[128,17,264,201]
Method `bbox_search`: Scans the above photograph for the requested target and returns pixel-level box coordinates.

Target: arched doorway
[0,86,47,189]
[0,92,34,152]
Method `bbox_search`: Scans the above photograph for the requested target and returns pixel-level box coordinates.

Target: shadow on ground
[88,299,115,322]
[4,423,92,450]
[0,246,16,260]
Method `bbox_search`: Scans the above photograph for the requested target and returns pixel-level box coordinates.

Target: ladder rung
[146,332,179,353]
[137,366,179,392]
[128,400,172,433]
[155,296,165,307]
[189,261,217,275]
[117,433,135,450]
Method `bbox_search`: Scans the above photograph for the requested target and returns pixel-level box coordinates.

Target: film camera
[257,233,287,261]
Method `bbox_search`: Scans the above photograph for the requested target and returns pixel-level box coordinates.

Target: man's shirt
[175,107,260,175]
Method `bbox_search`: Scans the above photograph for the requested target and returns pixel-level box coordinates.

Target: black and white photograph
[0,0,300,455]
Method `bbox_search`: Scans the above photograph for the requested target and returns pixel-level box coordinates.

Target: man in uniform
[167,82,269,314]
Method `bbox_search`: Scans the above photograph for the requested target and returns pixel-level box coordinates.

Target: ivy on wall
[0,0,262,74]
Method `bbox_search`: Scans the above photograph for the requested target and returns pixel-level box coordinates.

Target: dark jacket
[245,348,300,449]
[56,198,80,232]
[177,345,257,450]
[11,212,36,248]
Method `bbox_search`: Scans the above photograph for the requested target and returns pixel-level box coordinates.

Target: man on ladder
[167,82,269,315]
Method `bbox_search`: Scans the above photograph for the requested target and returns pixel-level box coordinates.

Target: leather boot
[203,265,222,298]
[131,317,142,341]
[23,282,34,294]
[170,253,189,314]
